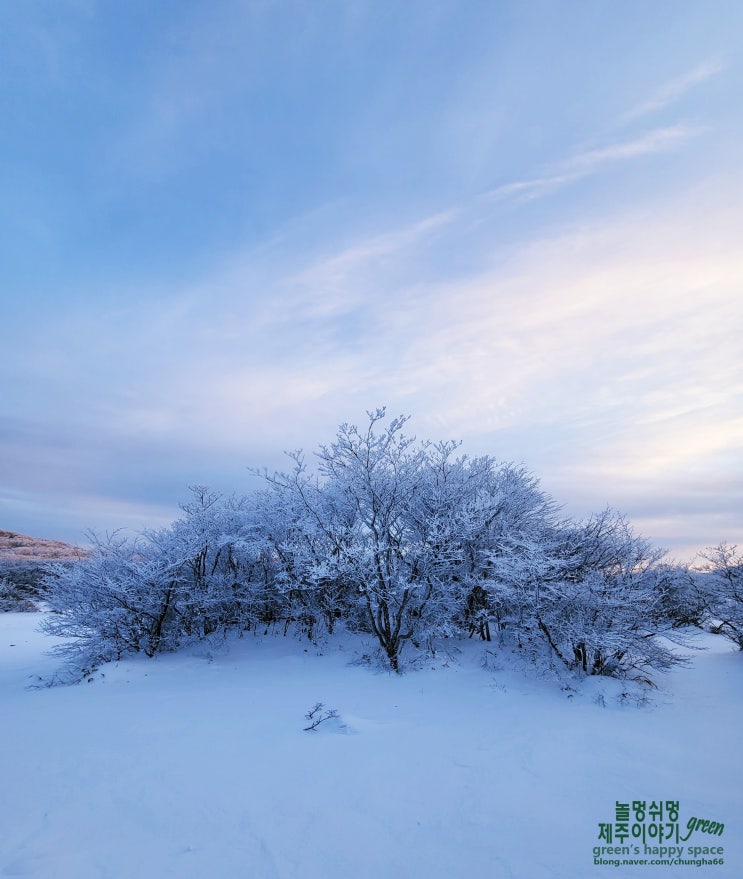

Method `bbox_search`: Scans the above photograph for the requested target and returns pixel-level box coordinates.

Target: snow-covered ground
[1,612,740,879]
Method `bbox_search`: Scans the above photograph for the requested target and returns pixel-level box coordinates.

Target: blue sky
[1,0,741,560]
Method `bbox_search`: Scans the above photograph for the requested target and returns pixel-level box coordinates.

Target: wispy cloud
[282,208,459,320]
[6,169,742,556]
[484,175,575,203]
[623,59,724,122]
[484,125,701,204]
[559,125,700,173]
[333,177,743,558]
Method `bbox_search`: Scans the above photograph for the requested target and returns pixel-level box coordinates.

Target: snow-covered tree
[258,410,445,669]
[652,562,706,629]
[696,542,743,648]
[256,409,562,670]
[41,488,277,677]
[255,454,358,638]
[490,510,683,680]
[42,531,184,677]
[441,456,558,641]
[158,486,274,637]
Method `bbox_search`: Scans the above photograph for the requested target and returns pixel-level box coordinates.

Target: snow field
[1,612,741,879]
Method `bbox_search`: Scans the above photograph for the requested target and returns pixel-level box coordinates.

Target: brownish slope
[0,530,87,561]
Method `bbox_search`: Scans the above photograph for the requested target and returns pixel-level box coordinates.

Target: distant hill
[0,530,87,562]
[0,531,87,611]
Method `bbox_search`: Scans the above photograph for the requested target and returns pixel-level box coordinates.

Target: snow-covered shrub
[0,576,39,612]
[0,559,53,611]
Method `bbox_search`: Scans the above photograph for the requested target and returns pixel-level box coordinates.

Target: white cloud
[7,132,741,557]
[623,59,724,122]
[281,208,460,321]
[484,125,701,205]
[324,178,743,560]
[559,125,701,173]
